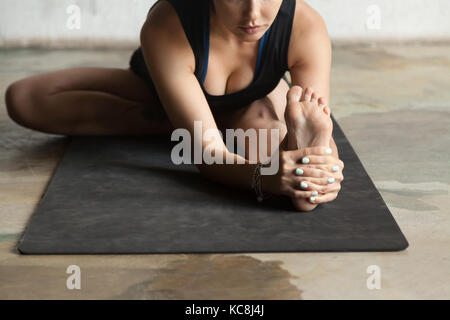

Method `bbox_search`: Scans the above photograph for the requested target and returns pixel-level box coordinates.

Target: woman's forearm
[196,150,260,192]
[195,136,339,196]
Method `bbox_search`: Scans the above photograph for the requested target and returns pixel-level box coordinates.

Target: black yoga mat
[17,115,408,254]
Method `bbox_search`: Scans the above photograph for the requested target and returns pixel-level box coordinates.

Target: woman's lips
[239,25,262,34]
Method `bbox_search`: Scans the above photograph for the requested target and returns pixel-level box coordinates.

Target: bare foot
[284,86,333,150]
[283,86,333,211]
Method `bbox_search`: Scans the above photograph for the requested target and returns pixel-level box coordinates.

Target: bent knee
[5,80,37,127]
[247,97,279,121]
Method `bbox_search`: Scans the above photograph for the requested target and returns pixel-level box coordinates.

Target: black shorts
[129,48,169,122]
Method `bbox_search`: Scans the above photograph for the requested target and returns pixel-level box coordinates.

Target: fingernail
[328,177,335,184]
[300,181,308,189]
[332,165,339,172]
[325,148,332,154]
[311,191,318,196]
[302,157,310,164]
[295,168,304,175]
[310,197,316,203]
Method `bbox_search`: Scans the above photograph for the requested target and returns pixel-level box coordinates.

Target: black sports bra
[199,0,271,96]
[130,0,296,116]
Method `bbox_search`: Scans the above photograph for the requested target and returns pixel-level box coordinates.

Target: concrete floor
[0,44,449,299]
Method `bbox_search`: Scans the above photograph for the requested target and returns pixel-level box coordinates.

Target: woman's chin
[236,30,264,42]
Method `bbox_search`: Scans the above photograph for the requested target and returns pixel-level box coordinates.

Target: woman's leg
[226,77,290,162]
[4,67,173,136]
[226,77,323,211]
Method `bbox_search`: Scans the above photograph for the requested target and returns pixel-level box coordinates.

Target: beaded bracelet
[251,161,273,202]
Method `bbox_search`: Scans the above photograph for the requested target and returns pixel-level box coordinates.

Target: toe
[286,86,303,105]
[318,97,325,107]
[311,92,319,104]
[318,98,331,116]
[302,87,313,102]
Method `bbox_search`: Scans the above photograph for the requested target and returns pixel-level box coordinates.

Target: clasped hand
[264,146,344,207]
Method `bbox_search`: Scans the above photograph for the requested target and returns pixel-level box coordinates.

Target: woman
[5,0,344,211]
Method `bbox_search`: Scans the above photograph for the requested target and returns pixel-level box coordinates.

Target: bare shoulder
[287,0,332,68]
[140,0,195,73]
[142,0,178,31]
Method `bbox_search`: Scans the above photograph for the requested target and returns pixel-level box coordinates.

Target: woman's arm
[140,1,259,192]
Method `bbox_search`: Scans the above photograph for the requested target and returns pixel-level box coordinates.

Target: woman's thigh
[37,66,157,104]
[6,66,173,135]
